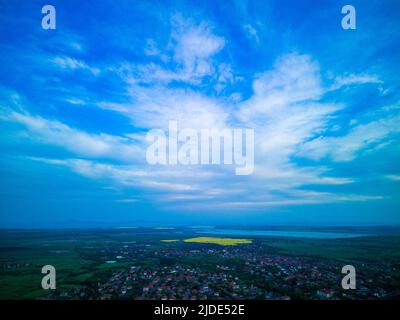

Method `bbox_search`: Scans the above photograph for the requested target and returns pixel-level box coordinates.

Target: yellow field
[183,237,252,246]
[160,239,180,242]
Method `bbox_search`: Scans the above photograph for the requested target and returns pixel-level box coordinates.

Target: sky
[0,0,399,228]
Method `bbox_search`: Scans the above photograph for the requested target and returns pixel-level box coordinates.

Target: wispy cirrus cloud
[5,111,144,163]
[243,24,260,44]
[0,10,396,218]
[5,45,390,207]
[51,56,100,75]
[385,175,400,181]
[329,73,382,91]
[300,113,400,162]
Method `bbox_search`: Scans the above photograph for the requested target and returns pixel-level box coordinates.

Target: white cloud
[170,192,385,211]
[124,17,228,86]
[300,114,400,161]
[4,25,393,211]
[329,74,382,91]
[385,175,400,181]
[214,63,235,92]
[144,39,161,56]
[233,53,349,189]
[238,53,324,123]
[65,52,381,208]
[128,86,230,130]
[51,56,100,75]
[30,157,215,193]
[97,74,231,130]
[221,194,385,207]
[172,18,225,79]
[7,111,144,162]
[243,24,259,43]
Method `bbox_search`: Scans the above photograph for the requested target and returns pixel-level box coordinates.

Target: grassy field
[1,228,400,299]
[265,236,400,262]
[183,237,252,246]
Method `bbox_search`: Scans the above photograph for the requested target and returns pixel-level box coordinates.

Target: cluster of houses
[44,242,394,300]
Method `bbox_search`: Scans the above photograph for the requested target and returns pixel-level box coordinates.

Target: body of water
[197,228,371,239]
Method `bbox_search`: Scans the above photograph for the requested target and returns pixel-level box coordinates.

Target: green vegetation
[1,228,400,299]
[183,237,252,246]
[265,236,400,262]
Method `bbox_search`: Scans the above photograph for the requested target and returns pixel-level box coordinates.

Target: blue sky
[0,0,399,227]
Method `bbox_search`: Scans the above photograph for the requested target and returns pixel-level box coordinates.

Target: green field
[183,237,252,246]
[1,227,400,299]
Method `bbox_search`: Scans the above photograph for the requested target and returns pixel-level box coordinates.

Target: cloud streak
[0,11,397,218]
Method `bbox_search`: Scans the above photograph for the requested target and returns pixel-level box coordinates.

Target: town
[21,229,397,301]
